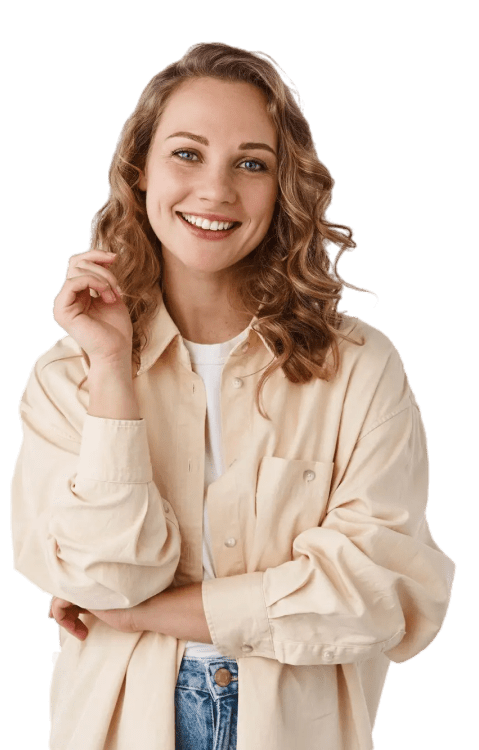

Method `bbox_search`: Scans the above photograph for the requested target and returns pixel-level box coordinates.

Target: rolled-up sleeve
[202,390,456,665]
[11,358,181,610]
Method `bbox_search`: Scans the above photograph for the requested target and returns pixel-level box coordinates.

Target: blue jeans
[175,655,238,750]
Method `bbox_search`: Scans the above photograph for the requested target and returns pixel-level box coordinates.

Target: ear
[138,170,147,191]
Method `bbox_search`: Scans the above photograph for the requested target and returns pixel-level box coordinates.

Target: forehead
[154,77,276,145]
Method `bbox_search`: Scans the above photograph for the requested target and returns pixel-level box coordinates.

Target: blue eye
[243,159,266,172]
[173,149,196,161]
[172,148,267,172]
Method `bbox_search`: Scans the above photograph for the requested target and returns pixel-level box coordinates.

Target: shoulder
[338,313,399,361]
[336,314,409,383]
[19,335,88,439]
[333,314,418,435]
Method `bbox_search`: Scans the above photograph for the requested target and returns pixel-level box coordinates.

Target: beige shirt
[11,287,455,750]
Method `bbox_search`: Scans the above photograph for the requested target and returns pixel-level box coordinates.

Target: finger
[68,250,117,268]
[70,618,89,639]
[60,617,89,640]
[65,270,115,292]
[51,596,75,609]
[57,273,119,308]
[70,259,122,293]
[68,255,118,274]
[53,601,88,640]
[54,604,88,620]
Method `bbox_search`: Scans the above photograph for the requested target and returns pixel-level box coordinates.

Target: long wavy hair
[78,42,370,420]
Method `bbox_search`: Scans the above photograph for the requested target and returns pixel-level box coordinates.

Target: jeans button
[214,668,233,686]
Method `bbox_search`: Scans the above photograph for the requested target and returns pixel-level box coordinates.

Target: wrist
[87,357,140,420]
[88,356,135,378]
[130,595,160,633]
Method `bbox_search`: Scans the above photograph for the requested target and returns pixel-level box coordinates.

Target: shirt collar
[133,286,359,377]
[136,286,275,376]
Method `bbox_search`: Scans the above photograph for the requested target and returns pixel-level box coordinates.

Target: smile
[177,212,241,240]
[180,212,238,230]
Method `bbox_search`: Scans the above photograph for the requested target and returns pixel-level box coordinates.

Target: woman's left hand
[49,597,136,640]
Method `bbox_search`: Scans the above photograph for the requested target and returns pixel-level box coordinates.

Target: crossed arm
[49,581,213,644]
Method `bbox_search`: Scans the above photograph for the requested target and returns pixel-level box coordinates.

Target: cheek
[163,163,192,189]
[145,176,180,215]
[254,185,277,224]
[255,176,277,204]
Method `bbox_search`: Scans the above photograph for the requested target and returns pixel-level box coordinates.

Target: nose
[195,162,237,205]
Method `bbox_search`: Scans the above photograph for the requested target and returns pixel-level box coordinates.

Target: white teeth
[181,213,235,231]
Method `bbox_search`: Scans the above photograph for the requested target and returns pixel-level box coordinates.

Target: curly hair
[77,41,370,421]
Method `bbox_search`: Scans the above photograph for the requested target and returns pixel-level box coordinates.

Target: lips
[177,212,240,228]
[176,212,241,240]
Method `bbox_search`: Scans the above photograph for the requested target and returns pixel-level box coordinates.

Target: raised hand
[53,249,133,366]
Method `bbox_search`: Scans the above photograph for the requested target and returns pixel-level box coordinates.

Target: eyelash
[171,149,268,173]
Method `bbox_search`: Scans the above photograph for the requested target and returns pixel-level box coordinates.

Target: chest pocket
[250,456,334,569]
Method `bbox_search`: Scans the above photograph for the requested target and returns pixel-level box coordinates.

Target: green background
[1,0,470,750]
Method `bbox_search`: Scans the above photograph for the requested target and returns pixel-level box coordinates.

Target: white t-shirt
[182,326,251,658]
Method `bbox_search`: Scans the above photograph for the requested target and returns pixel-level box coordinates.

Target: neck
[160,276,252,344]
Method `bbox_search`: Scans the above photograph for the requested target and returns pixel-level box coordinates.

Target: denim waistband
[177,655,239,699]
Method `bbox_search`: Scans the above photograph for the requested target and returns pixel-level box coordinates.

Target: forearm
[135,582,213,644]
[87,359,140,420]
[86,362,206,631]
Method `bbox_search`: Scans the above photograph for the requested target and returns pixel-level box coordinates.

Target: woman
[11,42,455,750]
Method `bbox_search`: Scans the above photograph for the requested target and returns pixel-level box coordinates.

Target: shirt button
[233,377,244,388]
[303,470,316,482]
[323,650,334,661]
[163,502,170,513]
[241,643,253,653]
[224,537,237,547]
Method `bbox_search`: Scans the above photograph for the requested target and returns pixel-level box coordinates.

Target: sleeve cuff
[77,414,153,483]
[202,571,275,659]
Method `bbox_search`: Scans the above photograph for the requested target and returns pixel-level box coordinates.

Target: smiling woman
[135,75,280,345]
[71,42,370,406]
[11,40,455,750]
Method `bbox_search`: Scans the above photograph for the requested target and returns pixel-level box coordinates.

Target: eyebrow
[166,131,277,156]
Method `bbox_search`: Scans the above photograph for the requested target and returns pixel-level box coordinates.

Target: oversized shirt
[10,287,456,750]
[181,324,258,658]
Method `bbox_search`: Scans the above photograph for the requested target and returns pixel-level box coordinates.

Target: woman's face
[139,76,279,279]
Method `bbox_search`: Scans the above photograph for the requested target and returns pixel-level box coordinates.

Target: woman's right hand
[53,249,134,365]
